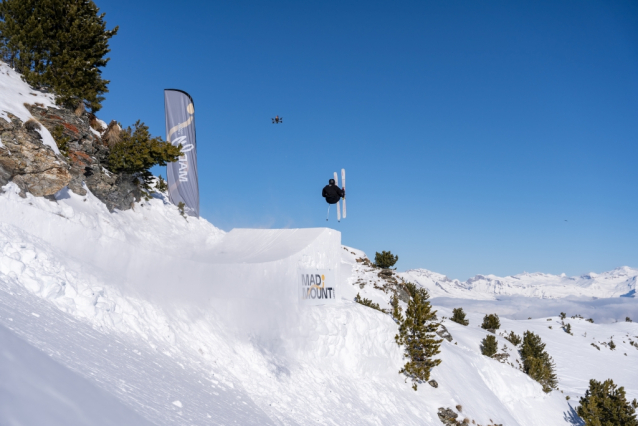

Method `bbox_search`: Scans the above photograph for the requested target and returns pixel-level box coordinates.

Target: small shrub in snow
[354,293,385,313]
[393,282,442,390]
[564,323,572,335]
[586,318,594,323]
[520,331,558,393]
[155,176,168,193]
[374,250,398,269]
[609,340,616,350]
[23,118,41,131]
[577,379,638,426]
[177,202,186,218]
[560,312,566,320]
[456,404,463,412]
[481,335,498,357]
[591,343,600,350]
[103,121,122,146]
[89,114,104,132]
[481,314,500,331]
[571,314,583,319]
[451,307,469,326]
[627,317,633,323]
[505,331,522,346]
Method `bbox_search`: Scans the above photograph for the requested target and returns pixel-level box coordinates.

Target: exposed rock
[428,380,438,388]
[0,113,71,196]
[378,269,393,278]
[436,325,453,342]
[437,407,460,425]
[396,284,411,303]
[25,104,143,211]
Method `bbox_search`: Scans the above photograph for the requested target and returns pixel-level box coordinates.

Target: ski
[334,171,341,222]
[341,168,346,219]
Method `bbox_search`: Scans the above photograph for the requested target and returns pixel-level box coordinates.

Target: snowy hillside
[402,266,638,299]
[1,182,637,425]
[1,64,638,426]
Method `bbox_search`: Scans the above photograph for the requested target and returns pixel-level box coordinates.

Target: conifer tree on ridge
[394,283,442,390]
[0,0,118,111]
[520,331,558,393]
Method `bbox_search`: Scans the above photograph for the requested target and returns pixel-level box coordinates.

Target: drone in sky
[272,115,283,124]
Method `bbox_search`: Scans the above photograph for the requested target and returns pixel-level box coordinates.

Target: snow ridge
[402,266,638,299]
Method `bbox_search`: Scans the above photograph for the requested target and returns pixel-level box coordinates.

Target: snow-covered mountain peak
[401,266,637,299]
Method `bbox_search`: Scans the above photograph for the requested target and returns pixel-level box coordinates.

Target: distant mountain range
[401,266,638,299]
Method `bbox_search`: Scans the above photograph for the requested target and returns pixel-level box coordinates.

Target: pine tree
[155,176,168,193]
[107,121,182,186]
[577,379,638,426]
[0,0,118,111]
[395,283,442,390]
[481,313,501,330]
[375,251,398,269]
[505,331,522,346]
[520,331,558,393]
[451,307,469,326]
[481,335,498,357]
[391,293,403,324]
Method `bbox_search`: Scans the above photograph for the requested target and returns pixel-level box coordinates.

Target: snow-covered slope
[402,266,638,299]
[0,323,156,426]
[2,183,637,425]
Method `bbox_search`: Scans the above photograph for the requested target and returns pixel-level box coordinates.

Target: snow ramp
[128,227,343,307]
[0,187,341,310]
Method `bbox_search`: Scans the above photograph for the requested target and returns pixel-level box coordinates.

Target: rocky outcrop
[437,407,460,425]
[23,104,143,211]
[436,325,453,342]
[0,113,71,197]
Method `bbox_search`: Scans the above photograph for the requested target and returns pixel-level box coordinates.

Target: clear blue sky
[97,0,637,280]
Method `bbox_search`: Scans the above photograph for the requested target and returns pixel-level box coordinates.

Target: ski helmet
[329,178,335,185]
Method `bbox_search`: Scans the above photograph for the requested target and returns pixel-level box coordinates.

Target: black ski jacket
[322,184,344,204]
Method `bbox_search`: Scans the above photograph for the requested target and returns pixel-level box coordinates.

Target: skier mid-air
[322,178,344,204]
[323,173,346,221]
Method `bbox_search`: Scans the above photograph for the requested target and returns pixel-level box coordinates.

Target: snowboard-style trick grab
[323,169,346,222]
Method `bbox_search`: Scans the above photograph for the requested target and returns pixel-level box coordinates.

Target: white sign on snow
[299,270,336,305]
